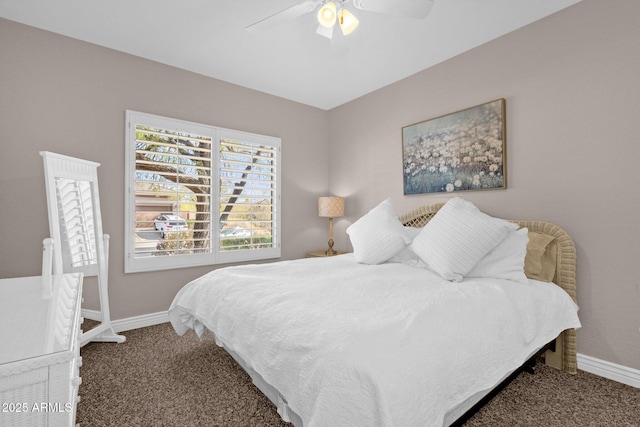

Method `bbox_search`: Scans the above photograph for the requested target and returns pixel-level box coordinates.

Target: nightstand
[306,250,348,258]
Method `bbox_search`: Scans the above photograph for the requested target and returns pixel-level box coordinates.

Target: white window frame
[124,110,281,273]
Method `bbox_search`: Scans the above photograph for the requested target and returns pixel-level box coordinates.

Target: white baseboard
[578,353,640,388]
[81,308,102,322]
[81,309,169,333]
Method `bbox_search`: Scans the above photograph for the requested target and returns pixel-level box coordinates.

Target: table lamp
[318,196,345,255]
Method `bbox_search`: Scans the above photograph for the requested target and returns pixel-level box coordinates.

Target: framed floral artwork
[402,98,506,195]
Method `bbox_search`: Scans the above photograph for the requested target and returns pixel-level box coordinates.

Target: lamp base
[325,238,336,256]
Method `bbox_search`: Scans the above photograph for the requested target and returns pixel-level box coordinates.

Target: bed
[168,198,580,426]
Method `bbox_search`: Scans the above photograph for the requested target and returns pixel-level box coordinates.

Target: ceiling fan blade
[246,0,321,33]
[351,0,435,19]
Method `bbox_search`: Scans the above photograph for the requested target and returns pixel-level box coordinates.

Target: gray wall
[328,0,640,370]
[1,0,638,372]
[0,18,330,318]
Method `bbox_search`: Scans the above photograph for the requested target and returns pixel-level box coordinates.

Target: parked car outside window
[220,226,251,238]
[154,214,189,238]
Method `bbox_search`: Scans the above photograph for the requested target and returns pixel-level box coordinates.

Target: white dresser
[0,273,83,427]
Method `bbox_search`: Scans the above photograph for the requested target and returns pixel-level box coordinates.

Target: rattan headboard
[399,202,578,374]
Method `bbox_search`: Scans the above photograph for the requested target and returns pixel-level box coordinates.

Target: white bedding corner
[168,254,580,427]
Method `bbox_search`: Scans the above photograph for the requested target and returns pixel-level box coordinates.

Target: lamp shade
[338,9,359,35]
[316,23,334,39]
[318,196,344,218]
[317,2,337,28]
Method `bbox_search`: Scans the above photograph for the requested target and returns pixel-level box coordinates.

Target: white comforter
[168,254,580,427]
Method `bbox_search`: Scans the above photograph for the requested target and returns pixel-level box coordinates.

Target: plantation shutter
[125,111,281,273]
[133,125,213,258]
[218,132,279,258]
[55,178,97,270]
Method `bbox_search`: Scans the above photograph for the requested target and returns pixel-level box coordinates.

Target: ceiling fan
[246,0,435,39]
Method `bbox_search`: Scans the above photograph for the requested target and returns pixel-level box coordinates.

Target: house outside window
[124,111,281,273]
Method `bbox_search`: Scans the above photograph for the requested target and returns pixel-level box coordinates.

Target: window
[124,111,281,273]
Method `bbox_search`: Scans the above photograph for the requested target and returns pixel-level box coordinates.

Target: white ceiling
[0,0,582,110]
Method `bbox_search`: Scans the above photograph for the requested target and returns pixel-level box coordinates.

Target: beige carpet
[77,322,640,426]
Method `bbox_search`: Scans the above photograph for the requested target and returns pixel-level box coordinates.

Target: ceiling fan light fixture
[338,8,359,35]
[316,23,334,39]
[317,2,337,28]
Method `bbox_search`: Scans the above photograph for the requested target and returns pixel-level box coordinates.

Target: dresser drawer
[0,273,83,427]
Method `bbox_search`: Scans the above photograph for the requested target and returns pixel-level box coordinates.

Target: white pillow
[466,227,529,284]
[411,197,518,281]
[346,198,411,265]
